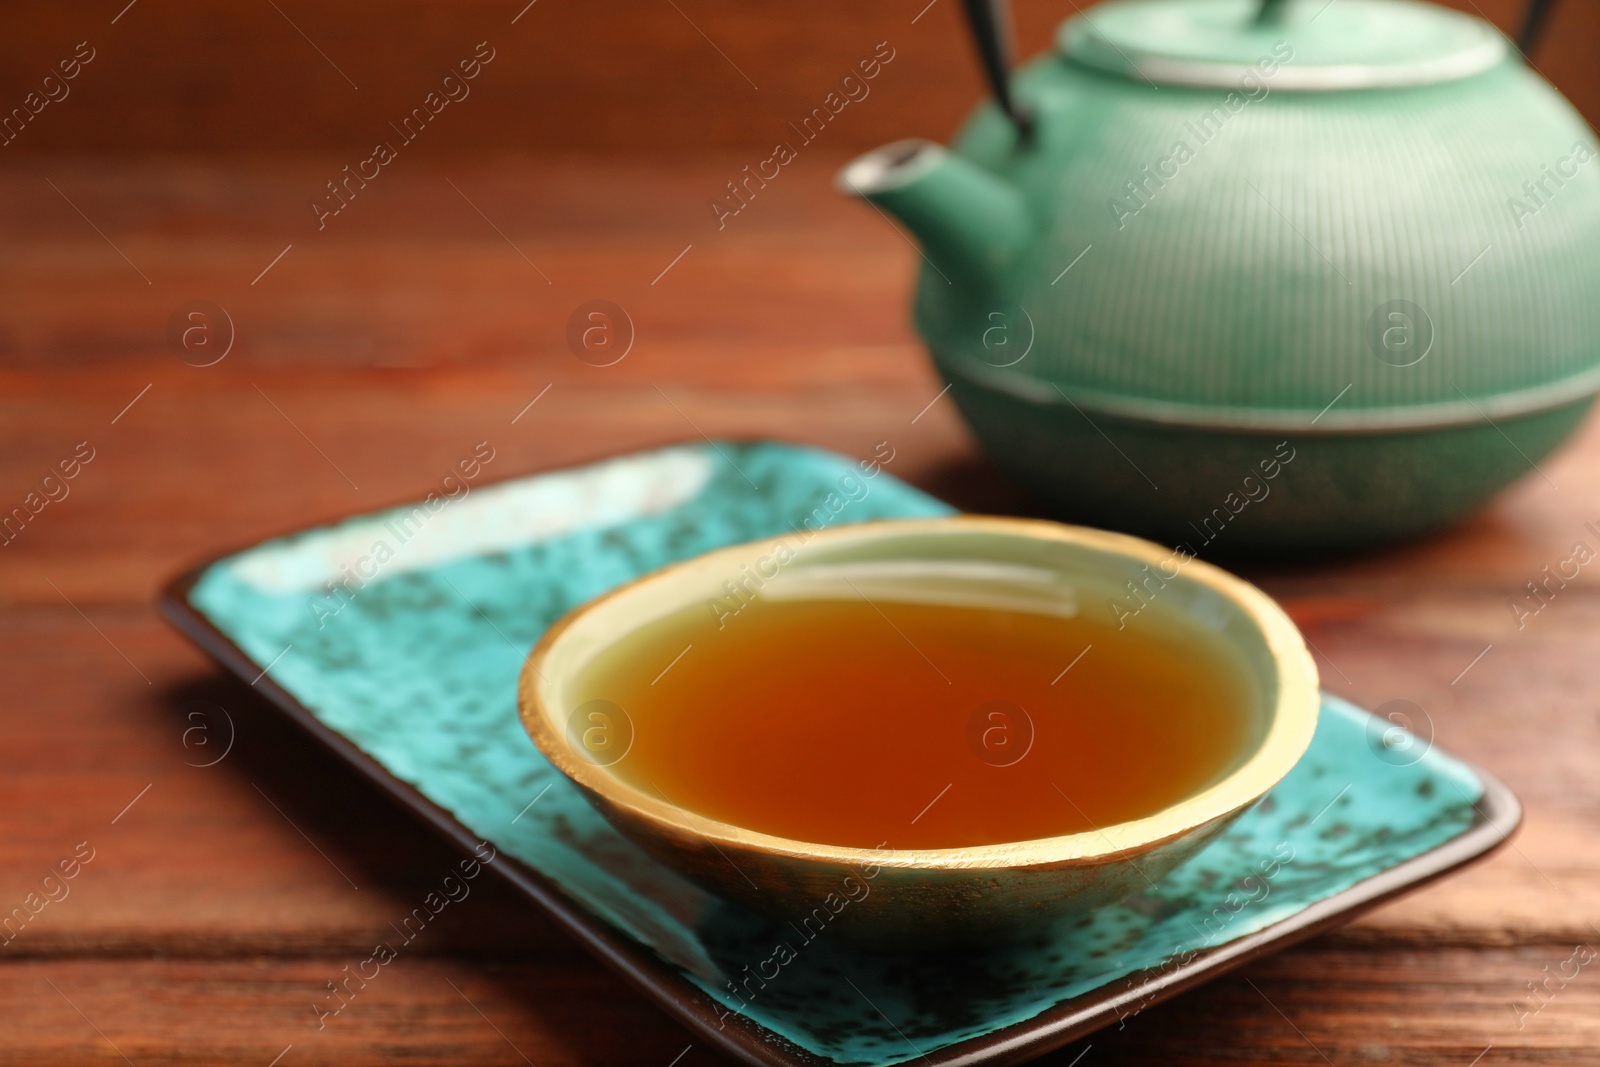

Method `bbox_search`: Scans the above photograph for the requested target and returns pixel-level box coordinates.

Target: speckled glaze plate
[159,441,1519,1067]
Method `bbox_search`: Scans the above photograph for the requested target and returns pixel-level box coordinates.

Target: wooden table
[4,149,1598,1066]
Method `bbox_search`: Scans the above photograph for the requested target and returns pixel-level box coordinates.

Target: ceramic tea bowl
[518,516,1319,942]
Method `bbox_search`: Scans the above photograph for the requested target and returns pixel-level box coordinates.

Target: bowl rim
[517,514,1320,871]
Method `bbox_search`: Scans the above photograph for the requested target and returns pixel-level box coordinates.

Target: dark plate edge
[158,566,827,1067]
[159,556,1522,1067]
[933,764,1521,1067]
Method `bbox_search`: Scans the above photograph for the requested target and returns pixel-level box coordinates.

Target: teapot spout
[837,139,1029,300]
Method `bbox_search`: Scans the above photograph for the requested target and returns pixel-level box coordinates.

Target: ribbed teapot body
[921,55,1600,432]
[908,36,1600,547]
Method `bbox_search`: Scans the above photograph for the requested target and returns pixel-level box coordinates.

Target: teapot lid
[1060,0,1508,90]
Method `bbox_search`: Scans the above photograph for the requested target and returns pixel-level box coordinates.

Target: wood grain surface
[0,0,1595,155]
[3,18,1600,1060]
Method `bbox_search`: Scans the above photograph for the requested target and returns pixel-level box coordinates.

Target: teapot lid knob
[1060,0,1508,91]
[1254,0,1289,24]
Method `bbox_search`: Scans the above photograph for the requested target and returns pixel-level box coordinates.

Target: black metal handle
[960,0,1033,141]
[1519,0,1559,54]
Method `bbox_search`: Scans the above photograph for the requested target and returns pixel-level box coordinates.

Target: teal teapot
[840,0,1600,551]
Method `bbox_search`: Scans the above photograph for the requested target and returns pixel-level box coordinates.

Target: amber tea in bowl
[583,592,1254,852]
[519,516,1319,942]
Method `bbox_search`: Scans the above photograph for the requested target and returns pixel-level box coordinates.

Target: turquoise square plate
[160,441,1519,1067]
